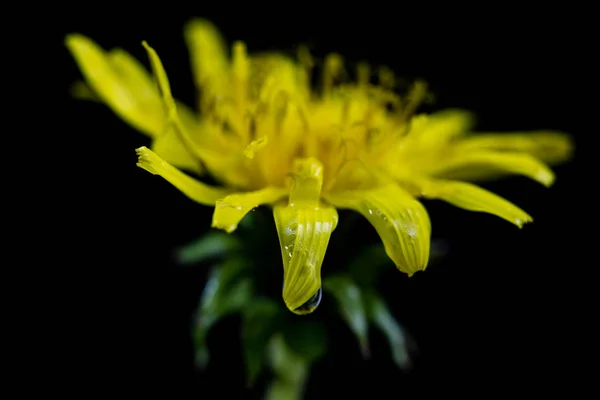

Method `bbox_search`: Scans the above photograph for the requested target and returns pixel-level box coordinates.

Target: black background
[48,4,592,398]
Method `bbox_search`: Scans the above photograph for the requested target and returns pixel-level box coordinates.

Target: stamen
[232,41,249,139]
[243,136,268,159]
[357,62,370,87]
[297,45,314,91]
[378,66,395,90]
[322,53,343,96]
[401,80,427,120]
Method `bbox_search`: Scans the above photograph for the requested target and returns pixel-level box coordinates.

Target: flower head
[66,19,572,314]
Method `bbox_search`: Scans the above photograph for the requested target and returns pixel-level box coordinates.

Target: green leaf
[175,231,240,265]
[364,290,413,371]
[323,275,369,357]
[194,259,252,367]
[241,298,282,386]
[264,380,302,400]
[282,320,328,363]
[267,334,308,390]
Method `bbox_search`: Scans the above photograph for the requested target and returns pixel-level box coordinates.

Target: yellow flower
[66,19,572,315]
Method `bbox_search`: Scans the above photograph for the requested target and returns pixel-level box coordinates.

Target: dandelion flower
[66,20,572,314]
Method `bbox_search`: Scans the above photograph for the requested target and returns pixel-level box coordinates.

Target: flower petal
[433,151,555,187]
[135,146,229,205]
[325,184,431,276]
[273,203,338,314]
[420,179,532,228]
[184,19,229,92]
[273,158,338,314]
[405,109,474,148]
[65,34,165,136]
[457,131,573,165]
[142,41,210,171]
[212,187,287,233]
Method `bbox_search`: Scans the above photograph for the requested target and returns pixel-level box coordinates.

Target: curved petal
[432,151,555,187]
[65,34,165,136]
[212,187,287,233]
[135,146,229,205]
[420,179,532,228]
[325,185,431,276]
[273,202,338,314]
[142,41,213,173]
[273,158,338,314]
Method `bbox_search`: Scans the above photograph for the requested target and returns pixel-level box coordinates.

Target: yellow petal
[433,151,555,187]
[65,34,164,136]
[420,179,532,228]
[151,102,204,174]
[273,158,338,314]
[184,19,229,90]
[142,41,210,172]
[135,146,229,205]
[456,131,574,165]
[406,109,474,148]
[108,48,158,104]
[273,203,338,314]
[325,185,431,276]
[70,81,98,101]
[212,187,287,233]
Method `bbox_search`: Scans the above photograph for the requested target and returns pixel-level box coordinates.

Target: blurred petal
[212,187,287,233]
[65,34,165,136]
[108,48,158,103]
[323,275,369,357]
[433,151,555,187]
[69,81,98,101]
[135,146,229,205]
[325,184,431,276]
[405,109,474,148]
[457,131,573,165]
[273,158,338,314]
[421,179,532,228]
[184,19,229,91]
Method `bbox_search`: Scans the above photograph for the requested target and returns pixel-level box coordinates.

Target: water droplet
[293,287,322,315]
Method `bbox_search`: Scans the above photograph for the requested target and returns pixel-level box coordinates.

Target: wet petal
[65,34,164,136]
[274,203,338,314]
[212,187,287,233]
[421,179,532,228]
[135,146,229,205]
[325,184,431,276]
[433,151,555,187]
[273,158,338,314]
